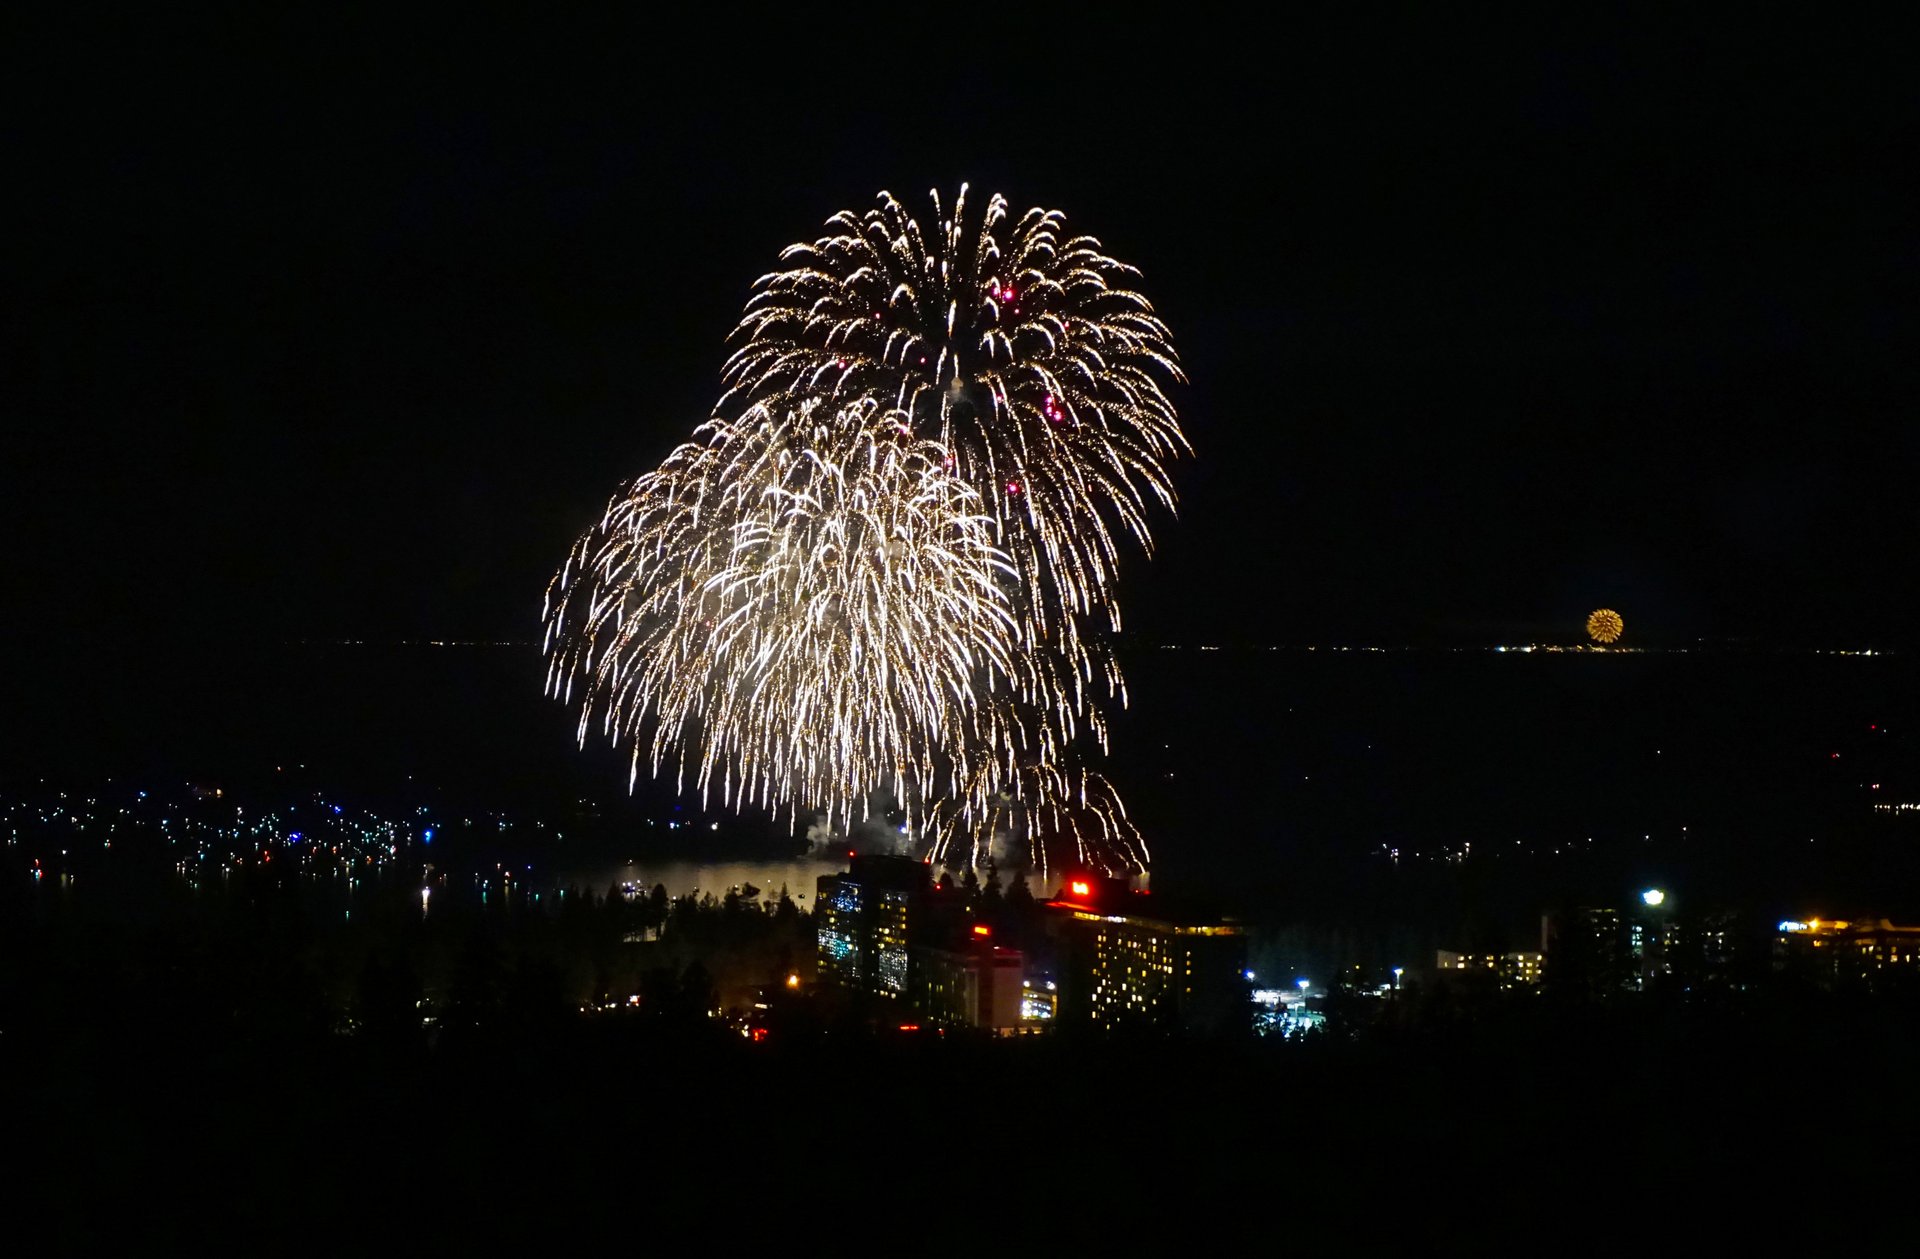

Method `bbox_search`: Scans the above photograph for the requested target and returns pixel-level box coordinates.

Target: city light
[786,973,800,988]
[1641,888,1666,907]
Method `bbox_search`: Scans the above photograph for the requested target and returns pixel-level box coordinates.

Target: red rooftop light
[1070,880,1091,898]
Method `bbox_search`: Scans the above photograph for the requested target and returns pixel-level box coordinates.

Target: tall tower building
[814,855,927,1000]
[1542,906,1627,993]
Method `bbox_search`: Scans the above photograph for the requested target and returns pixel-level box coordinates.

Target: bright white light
[1641,888,1666,907]
[1779,920,1809,933]
[1297,978,1311,991]
[1244,970,1256,981]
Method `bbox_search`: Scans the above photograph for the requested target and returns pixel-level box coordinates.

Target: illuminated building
[1434,950,1544,990]
[1046,873,1248,1035]
[913,932,1026,1033]
[1690,909,1744,990]
[1543,901,1675,992]
[814,856,926,1000]
[1620,888,1683,990]
[1543,898,1684,992]
[1541,906,1627,993]
[1775,918,1920,988]
[1627,918,1680,990]
[1020,979,1058,1024]
[1547,900,1762,993]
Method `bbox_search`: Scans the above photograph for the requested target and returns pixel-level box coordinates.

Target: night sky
[8,14,1913,666]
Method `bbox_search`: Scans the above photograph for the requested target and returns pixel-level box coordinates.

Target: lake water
[10,639,1917,911]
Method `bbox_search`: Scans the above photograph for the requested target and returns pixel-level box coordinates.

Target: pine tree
[980,865,1004,913]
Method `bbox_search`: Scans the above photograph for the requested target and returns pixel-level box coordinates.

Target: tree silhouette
[980,866,1003,915]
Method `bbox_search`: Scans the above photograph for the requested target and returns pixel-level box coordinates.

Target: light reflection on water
[558,857,841,907]
[555,857,1064,905]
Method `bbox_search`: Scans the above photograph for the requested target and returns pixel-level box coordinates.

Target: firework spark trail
[721,187,1186,692]
[545,187,1184,872]
[922,761,1151,874]
[548,400,1025,831]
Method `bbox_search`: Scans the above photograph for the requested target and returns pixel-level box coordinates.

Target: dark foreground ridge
[14,1001,1920,1246]
[14,775,1920,1243]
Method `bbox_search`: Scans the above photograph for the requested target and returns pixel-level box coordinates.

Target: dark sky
[7,13,1914,658]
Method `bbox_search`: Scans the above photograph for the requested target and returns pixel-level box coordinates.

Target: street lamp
[1392,966,1404,990]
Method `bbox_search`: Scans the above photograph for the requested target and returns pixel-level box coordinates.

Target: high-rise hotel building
[1046,874,1248,1035]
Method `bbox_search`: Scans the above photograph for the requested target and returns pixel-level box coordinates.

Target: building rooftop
[1779,918,1920,936]
[827,854,931,893]
[1044,872,1241,933]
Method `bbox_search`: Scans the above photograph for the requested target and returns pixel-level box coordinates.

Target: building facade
[1046,874,1248,1035]
[1435,950,1544,990]
[1542,906,1627,993]
[912,937,1026,1032]
[814,856,926,1001]
[1545,900,1763,994]
[1775,918,1920,988]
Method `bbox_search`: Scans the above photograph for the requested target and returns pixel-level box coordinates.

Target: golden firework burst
[1586,608,1624,644]
[544,187,1182,874]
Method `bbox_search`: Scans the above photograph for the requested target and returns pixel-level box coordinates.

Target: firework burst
[722,187,1187,705]
[545,187,1183,873]
[546,399,1014,828]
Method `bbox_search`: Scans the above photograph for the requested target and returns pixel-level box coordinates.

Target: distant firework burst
[1587,608,1624,644]
[545,187,1183,873]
